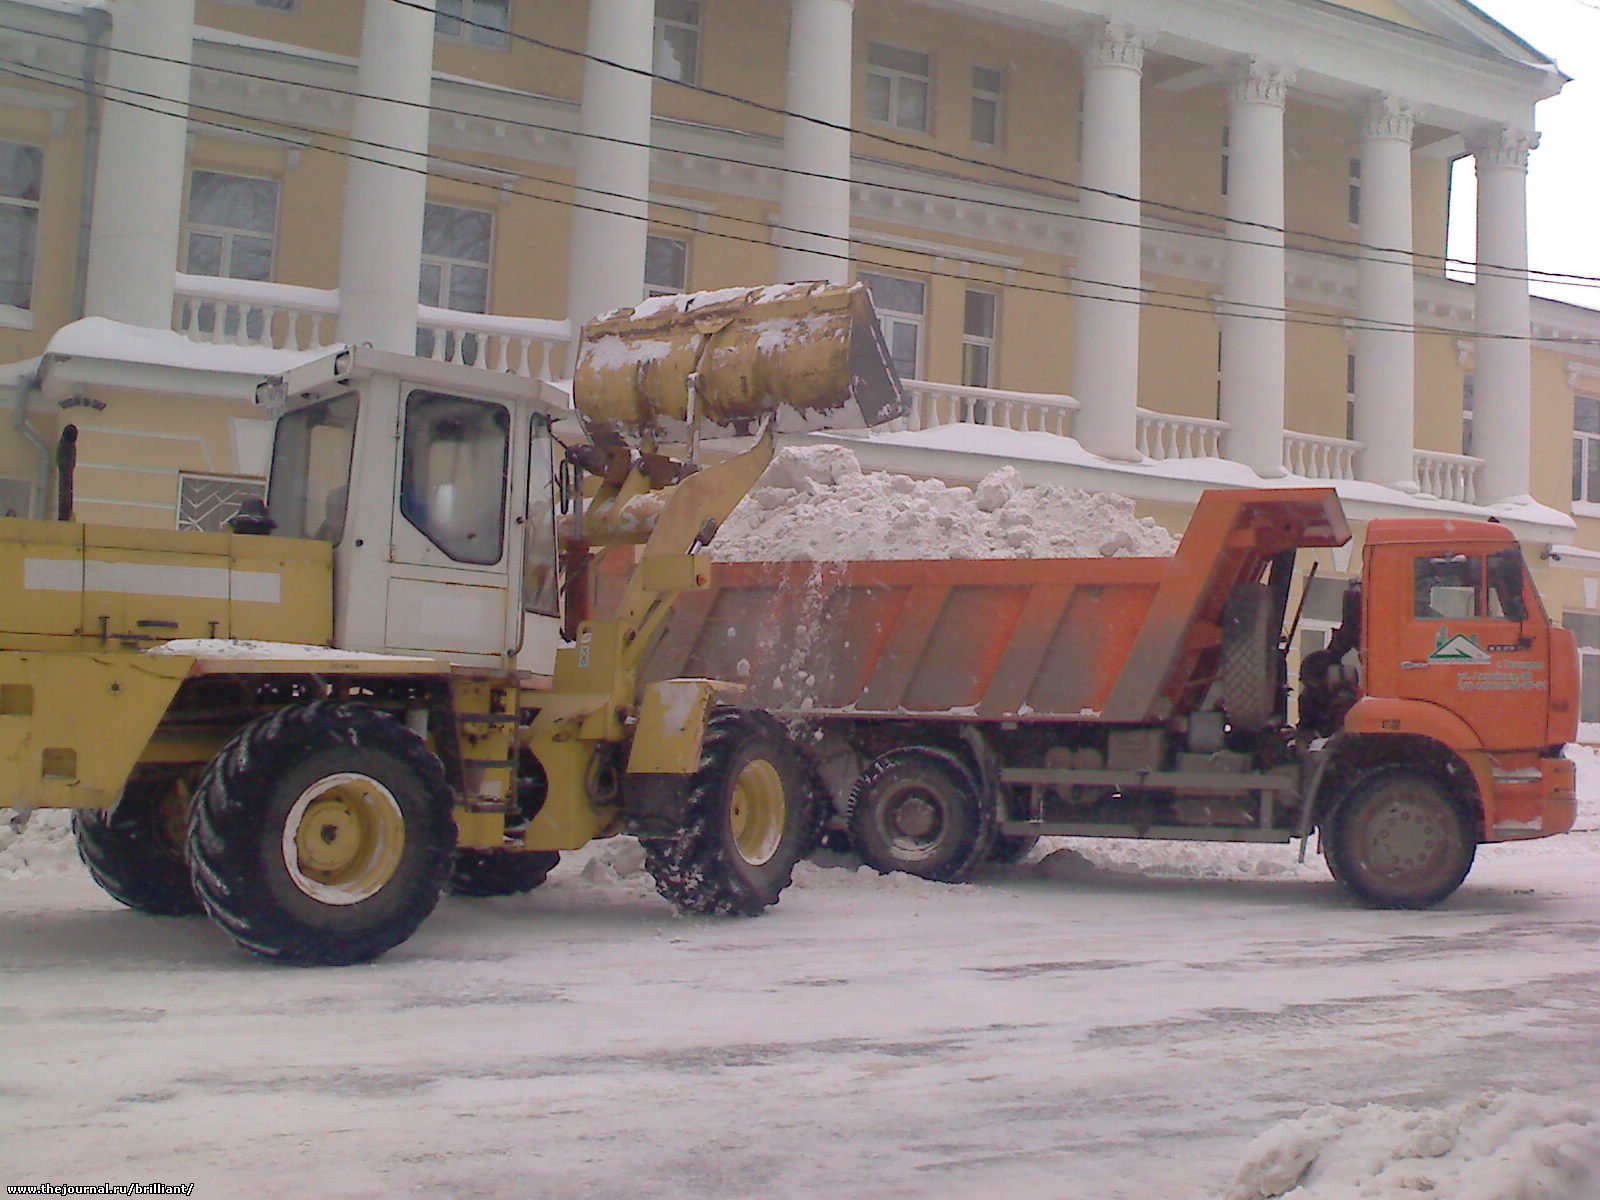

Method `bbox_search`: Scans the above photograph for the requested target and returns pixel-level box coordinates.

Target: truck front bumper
[1486,753,1576,841]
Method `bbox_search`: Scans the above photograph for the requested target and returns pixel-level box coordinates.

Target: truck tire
[641,709,817,916]
[1222,582,1277,731]
[188,701,456,965]
[74,775,200,917]
[1324,767,1477,909]
[448,849,561,897]
[848,746,996,882]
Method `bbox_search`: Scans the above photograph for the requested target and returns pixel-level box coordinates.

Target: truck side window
[524,416,561,617]
[267,391,358,542]
[1414,554,1480,619]
[1486,547,1529,622]
[400,390,510,566]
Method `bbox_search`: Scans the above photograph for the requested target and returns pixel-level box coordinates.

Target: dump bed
[634,488,1350,724]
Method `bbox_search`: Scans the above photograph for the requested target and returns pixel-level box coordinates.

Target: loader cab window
[1413,548,1528,622]
[267,391,357,542]
[524,416,560,618]
[400,390,509,566]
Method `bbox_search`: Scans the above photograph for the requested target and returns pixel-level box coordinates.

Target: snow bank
[1227,1093,1600,1200]
[0,809,76,880]
[712,445,1177,562]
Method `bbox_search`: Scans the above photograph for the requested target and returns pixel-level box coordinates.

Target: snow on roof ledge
[39,318,343,403]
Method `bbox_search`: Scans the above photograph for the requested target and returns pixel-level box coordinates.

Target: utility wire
[3,56,1592,349]
[19,18,1600,291]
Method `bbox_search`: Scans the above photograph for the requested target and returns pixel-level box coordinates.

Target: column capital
[1083,21,1147,72]
[1361,94,1415,143]
[1469,126,1539,172]
[1229,58,1294,108]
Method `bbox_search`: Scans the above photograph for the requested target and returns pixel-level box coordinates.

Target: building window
[1564,611,1600,723]
[1575,395,1600,505]
[1348,157,1362,226]
[971,66,1003,147]
[177,474,266,534]
[1462,372,1475,456]
[1075,89,1084,166]
[0,475,31,518]
[1221,125,1230,196]
[962,289,997,389]
[1346,353,1356,442]
[645,234,689,297]
[866,43,930,133]
[0,140,41,311]
[419,202,493,362]
[654,0,699,84]
[219,0,295,10]
[183,169,279,337]
[859,272,925,380]
[436,0,509,48]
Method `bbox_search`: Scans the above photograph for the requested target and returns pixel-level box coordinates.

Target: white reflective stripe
[22,557,281,604]
[23,558,83,591]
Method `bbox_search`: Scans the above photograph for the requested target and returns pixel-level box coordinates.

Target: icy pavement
[3,790,1599,1197]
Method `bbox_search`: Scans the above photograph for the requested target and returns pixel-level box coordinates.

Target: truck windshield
[267,391,358,542]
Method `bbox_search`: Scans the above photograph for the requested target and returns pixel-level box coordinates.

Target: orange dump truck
[638,486,1579,907]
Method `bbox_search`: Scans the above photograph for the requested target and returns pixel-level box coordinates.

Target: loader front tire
[189,702,455,965]
[1324,767,1476,909]
[641,709,817,916]
[74,774,200,917]
[848,746,995,883]
[448,849,560,897]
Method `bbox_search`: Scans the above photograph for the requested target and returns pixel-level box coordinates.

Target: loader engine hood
[571,281,905,450]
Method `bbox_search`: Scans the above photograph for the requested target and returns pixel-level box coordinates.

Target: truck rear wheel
[642,709,817,916]
[848,746,995,882]
[74,774,200,917]
[1325,767,1476,909]
[448,849,561,897]
[189,702,456,965]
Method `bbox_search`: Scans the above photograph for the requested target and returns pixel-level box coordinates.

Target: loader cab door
[518,414,563,675]
[383,386,525,665]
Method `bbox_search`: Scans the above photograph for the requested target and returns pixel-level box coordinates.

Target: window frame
[1463,371,1476,458]
[1575,395,1600,506]
[1348,157,1362,227]
[961,287,998,390]
[183,168,281,283]
[970,65,1004,148]
[866,42,932,134]
[653,0,701,85]
[644,233,690,297]
[0,138,43,314]
[419,201,494,315]
[435,0,511,49]
[859,271,926,382]
[176,473,268,534]
[216,0,295,10]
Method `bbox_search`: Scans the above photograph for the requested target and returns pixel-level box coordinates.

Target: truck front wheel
[848,747,995,883]
[189,702,456,964]
[1324,767,1476,909]
[642,709,818,916]
[74,774,201,917]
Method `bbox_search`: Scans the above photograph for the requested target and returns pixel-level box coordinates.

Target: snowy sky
[1448,0,1600,310]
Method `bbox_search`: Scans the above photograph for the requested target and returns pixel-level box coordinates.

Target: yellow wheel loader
[0,281,902,964]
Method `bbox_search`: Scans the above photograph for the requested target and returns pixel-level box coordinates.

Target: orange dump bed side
[627,486,1350,724]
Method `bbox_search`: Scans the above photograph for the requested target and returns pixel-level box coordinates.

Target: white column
[1069,22,1146,463]
[1471,126,1538,504]
[776,0,854,284]
[83,0,196,328]
[336,0,436,354]
[566,0,654,329]
[1353,95,1418,492]
[1219,60,1293,477]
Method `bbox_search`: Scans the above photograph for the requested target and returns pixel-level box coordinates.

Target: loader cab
[262,349,566,670]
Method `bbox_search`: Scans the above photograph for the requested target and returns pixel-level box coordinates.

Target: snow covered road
[3,812,1598,1199]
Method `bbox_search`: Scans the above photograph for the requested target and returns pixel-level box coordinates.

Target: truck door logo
[1429,629,1491,664]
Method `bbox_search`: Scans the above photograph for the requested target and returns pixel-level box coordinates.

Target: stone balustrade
[1413,449,1483,503]
[1136,408,1227,460]
[1283,431,1361,480]
[903,381,1078,437]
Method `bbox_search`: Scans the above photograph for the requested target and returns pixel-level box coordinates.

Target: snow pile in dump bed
[711,444,1176,561]
[0,809,75,880]
[1227,1093,1600,1200]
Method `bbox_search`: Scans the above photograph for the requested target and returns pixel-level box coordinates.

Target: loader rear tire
[189,701,455,965]
[1221,582,1277,731]
[641,709,818,916]
[448,849,561,897]
[848,746,995,883]
[1324,767,1476,909]
[74,775,200,917]
[986,832,1041,865]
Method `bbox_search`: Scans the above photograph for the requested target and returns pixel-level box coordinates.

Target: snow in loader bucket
[570,281,906,449]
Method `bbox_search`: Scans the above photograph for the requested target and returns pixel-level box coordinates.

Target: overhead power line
[1,56,1593,350]
[17,17,1600,291]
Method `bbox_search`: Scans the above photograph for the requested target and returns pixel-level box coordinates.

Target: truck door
[1376,544,1549,750]
[385,387,523,663]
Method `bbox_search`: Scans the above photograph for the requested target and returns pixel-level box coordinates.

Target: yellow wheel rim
[282,773,406,905]
[729,758,786,867]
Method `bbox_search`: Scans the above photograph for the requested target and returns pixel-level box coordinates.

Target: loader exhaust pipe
[55,424,77,522]
[571,281,905,453]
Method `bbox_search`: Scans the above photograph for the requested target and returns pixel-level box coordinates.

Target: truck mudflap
[1482,753,1576,841]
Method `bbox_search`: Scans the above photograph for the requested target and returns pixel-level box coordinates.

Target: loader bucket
[572,281,904,449]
